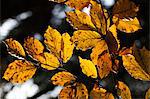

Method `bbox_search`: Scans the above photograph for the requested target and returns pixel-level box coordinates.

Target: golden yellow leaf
[108,24,120,51]
[24,37,44,55]
[5,38,26,57]
[44,26,61,58]
[91,40,108,65]
[117,81,132,99]
[122,54,150,81]
[61,33,74,63]
[79,57,97,78]
[97,52,112,79]
[33,52,60,70]
[3,60,36,83]
[65,0,90,10]
[59,82,88,99]
[145,88,150,99]
[113,0,139,18]
[72,30,101,51]
[90,83,114,99]
[51,71,76,86]
[66,10,96,30]
[44,26,74,64]
[90,0,107,35]
[113,16,142,33]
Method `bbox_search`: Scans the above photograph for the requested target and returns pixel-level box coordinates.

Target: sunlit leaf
[122,54,150,81]
[51,71,76,86]
[79,57,97,78]
[3,60,36,83]
[72,30,101,51]
[33,52,60,70]
[65,0,90,10]
[24,37,44,56]
[113,16,142,33]
[4,38,26,57]
[44,26,61,58]
[61,33,74,63]
[97,52,112,79]
[59,82,88,99]
[91,40,108,65]
[90,83,114,99]
[117,81,132,99]
[90,0,107,35]
[66,10,96,30]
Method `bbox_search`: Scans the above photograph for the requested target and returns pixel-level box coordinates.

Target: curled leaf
[4,38,26,57]
[107,24,120,52]
[122,54,150,81]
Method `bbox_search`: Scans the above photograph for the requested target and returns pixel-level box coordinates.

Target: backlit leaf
[113,0,139,18]
[72,30,101,51]
[113,16,142,33]
[59,82,88,99]
[24,37,44,56]
[122,54,150,81]
[117,81,132,99]
[61,33,74,63]
[90,0,107,35]
[65,0,90,10]
[5,38,26,57]
[79,57,97,78]
[119,47,133,56]
[51,71,76,86]
[91,40,108,65]
[44,26,61,58]
[90,83,114,99]
[33,52,60,70]
[97,52,112,79]
[66,10,96,30]
[3,60,36,83]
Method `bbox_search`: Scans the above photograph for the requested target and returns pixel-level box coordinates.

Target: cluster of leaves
[2,0,150,98]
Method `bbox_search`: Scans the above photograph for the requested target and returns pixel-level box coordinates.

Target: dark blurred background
[0,0,150,99]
